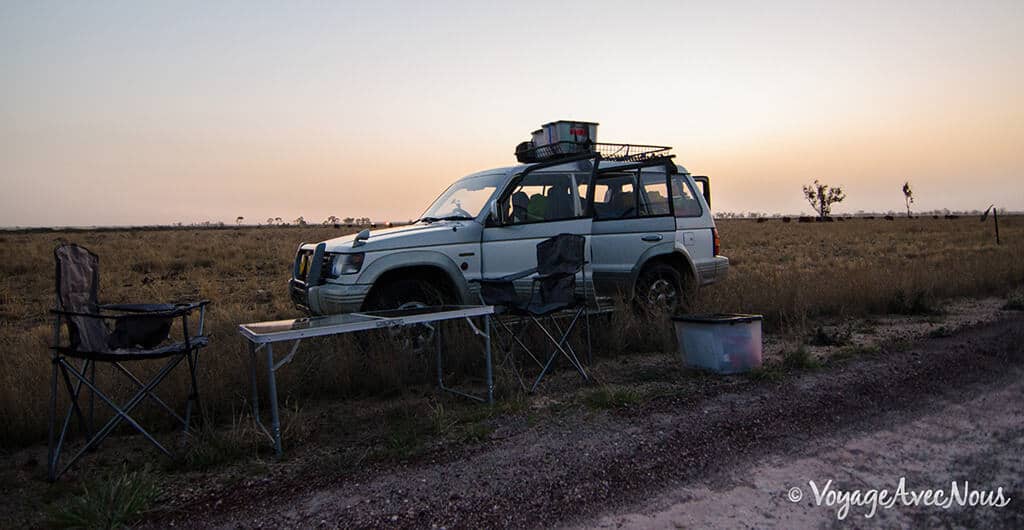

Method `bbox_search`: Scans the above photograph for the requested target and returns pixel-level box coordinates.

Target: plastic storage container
[672,314,763,374]
[532,120,598,147]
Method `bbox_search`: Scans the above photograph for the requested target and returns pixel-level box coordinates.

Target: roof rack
[516,141,672,164]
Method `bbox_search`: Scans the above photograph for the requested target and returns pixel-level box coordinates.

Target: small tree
[802,179,846,218]
[293,216,306,226]
[902,181,914,218]
[236,216,244,225]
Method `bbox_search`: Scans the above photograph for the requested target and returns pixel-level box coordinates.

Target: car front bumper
[290,279,372,315]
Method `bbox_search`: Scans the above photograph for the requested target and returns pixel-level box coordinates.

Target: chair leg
[52,362,82,477]
[54,357,180,478]
[184,349,202,435]
[88,360,96,435]
[58,361,90,439]
[47,358,58,482]
[530,311,589,392]
[544,312,587,374]
[492,317,532,391]
[584,305,593,366]
[506,317,544,369]
[110,362,186,426]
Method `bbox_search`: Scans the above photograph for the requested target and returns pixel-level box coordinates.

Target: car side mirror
[489,199,503,226]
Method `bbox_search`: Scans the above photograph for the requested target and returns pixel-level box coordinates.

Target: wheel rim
[391,301,434,352]
[645,278,679,313]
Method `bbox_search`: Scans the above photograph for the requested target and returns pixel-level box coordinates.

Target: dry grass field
[1,217,1022,448]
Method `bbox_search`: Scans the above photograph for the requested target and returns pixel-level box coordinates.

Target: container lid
[671,313,763,323]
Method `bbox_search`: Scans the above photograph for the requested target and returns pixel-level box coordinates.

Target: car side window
[592,174,637,220]
[505,172,586,225]
[671,175,702,217]
[594,170,672,220]
[639,172,671,217]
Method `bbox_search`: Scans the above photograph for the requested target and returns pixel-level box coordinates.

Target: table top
[238,305,494,344]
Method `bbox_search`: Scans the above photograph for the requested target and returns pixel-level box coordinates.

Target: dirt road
[148,313,1024,529]
[585,358,1024,528]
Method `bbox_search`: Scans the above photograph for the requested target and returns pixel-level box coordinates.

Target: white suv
[290,152,728,315]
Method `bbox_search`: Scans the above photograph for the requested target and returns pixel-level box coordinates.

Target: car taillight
[713,228,721,256]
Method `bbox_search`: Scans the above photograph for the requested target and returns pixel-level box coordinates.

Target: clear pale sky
[2,1,1022,226]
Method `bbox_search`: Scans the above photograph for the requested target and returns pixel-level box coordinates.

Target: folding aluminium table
[238,305,495,456]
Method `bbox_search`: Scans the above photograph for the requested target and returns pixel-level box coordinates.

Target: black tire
[363,279,450,352]
[365,278,448,311]
[634,263,691,316]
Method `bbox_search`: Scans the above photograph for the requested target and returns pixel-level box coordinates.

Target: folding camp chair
[47,244,209,481]
[476,233,592,392]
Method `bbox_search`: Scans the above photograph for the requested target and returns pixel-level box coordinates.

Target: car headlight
[328,252,365,277]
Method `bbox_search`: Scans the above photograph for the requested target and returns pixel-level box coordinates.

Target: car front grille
[295,250,314,281]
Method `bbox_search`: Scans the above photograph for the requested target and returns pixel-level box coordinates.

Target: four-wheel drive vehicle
[290,123,728,315]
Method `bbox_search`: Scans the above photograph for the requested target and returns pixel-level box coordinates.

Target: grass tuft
[1003,288,1024,311]
[808,326,851,347]
[831,343,881,362]
[887,288,941,316]
[746,364,784,382]
[46,465,161,530]
[458,423,494,443]
[928,325,955,338]
[782,345,819,370]
[429,402,457,437]
[169,427,252,472]
[581,385,642,410]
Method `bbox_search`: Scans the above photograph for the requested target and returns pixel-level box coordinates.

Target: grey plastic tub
[672,314,763,374]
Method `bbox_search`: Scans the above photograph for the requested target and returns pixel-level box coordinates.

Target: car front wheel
[364,278,449,352]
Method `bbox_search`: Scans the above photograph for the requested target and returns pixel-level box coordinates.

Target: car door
[589,162,676,297]
[672,172,715,281]
[481,165,593,297]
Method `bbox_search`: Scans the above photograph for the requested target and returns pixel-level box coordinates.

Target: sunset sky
[2,1,1022,226]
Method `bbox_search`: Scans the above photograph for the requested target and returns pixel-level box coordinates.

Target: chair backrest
[536,234,586,306]
[536,233,585,276]
[54,244,108,352]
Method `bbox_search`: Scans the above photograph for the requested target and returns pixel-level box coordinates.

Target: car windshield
[419,172,504,222]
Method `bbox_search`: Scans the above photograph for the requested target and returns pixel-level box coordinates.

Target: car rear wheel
[635,263,690,316]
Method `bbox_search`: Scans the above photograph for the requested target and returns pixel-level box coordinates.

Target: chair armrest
[50,308,108,319]
[532,271,574,282]
[100,303,177,313]
[100,300,209,316]
[53,307,183,320]
[172,300,210,311]
[471,267,538,284]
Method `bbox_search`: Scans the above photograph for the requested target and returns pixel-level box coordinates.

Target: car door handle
[641,234,663,242]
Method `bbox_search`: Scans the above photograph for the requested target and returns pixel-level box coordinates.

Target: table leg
[484,316,494,404]
[435,321,444,390]
[248,343,260,423]
[265,343,283,457]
